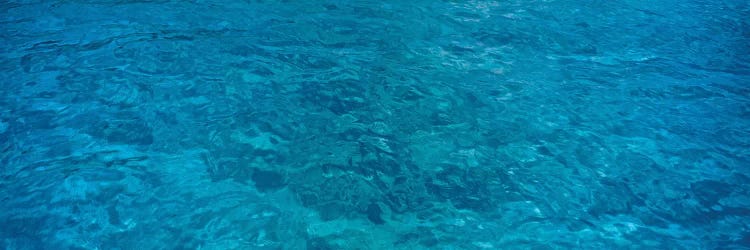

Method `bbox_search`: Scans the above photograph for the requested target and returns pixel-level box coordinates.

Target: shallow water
[1,1,749,249]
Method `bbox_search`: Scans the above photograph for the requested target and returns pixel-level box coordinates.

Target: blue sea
[1,1,749,249]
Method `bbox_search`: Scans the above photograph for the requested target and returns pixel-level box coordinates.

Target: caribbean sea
[1,1,749,249]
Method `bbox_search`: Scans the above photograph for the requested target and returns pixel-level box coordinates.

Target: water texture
[1,1,749,249]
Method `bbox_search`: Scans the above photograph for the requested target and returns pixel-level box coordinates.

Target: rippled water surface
[1,1,749,249]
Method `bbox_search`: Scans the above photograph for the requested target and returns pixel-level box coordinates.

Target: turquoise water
[1,1,749,249]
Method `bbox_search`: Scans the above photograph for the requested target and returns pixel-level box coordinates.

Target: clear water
[1,1,749,249]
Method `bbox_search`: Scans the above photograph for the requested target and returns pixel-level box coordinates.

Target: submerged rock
[252,169,286,192]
